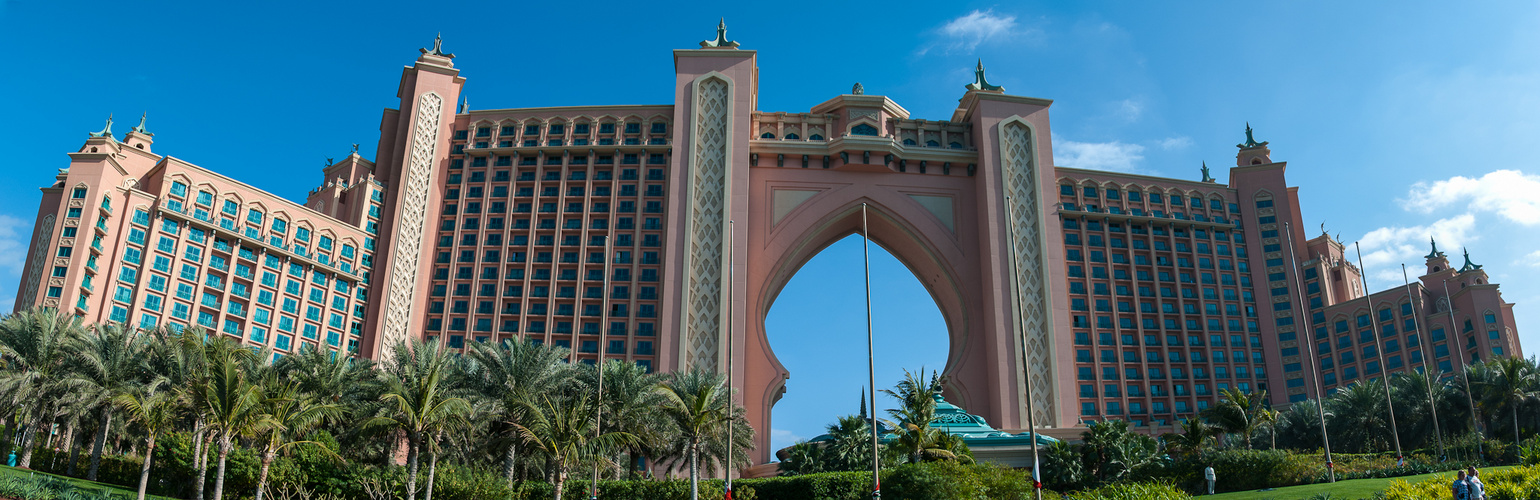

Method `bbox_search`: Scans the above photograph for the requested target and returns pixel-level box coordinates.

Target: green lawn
[1204,466,1516,500]
[0,464,178,500]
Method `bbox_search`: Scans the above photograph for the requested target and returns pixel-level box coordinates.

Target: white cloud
[0,215,29,312]
[1355,214,1477,283]
[1158,137,1193,150]
[1400,170,1540,225]
[1116,99,1143,123]
[1052,134,1146,173]
[1519,250,1540,268]
[939,10,1019,51]
[769,428,804,453]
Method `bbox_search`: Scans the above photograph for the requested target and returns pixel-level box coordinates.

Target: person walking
[1451,470,1471,500]
[1466,467,1485,500]
[1204,465,1216,495]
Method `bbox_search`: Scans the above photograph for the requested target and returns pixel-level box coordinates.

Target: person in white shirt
[1204,466,1216,495]
[1466,467,1485,500]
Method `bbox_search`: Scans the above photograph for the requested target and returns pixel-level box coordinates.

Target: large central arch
[659,49,1072,464]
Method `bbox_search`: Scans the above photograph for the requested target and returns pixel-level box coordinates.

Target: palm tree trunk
[55,422,74,470]
[689,442,700,500]
[254,447,276,500]
[88,411,110,481]
[503,442,518,489]
[67,426,82,476]
[1514,404,1522,444]
[211,436,233,500]
[425,449,439,500]
[17,411,43,468]
[405,438,420,500]
[136,433,156,500]
[193,423,209,500]
[560,464,572,498]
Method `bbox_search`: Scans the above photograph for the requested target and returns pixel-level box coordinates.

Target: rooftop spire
[699,18,740,49]
[130,112,151,135]
[1200,161,1215,182]
[1459,247,1483,272]
[1237,122,1268,149]
[458,96,468,114]
[421,32,454,58]
[88,113,114,139]
[965,59,1003,92]
[1425,236,1446,259]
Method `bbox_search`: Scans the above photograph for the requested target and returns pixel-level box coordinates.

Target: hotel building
[14,27,1522,460]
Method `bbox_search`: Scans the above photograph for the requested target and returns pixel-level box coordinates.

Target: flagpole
[1402,263,1446,460]
[1282,223,1335,482]
[1003,196,1043,500]
[591,234,613,500]
[1440,276,1483,460]
[861,203,880,500]
[725,220,736,500]
[1354,242,1403,463]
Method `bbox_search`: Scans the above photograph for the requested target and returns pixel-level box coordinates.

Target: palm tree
[1160,418,1216,459]
[584,359,668,479]
[512,393,635,500]
[823,414,877,471]
[463,338,575,486]
[1484,357,1540,444]
[1328,381,1390,453]
[881,368,955,463]
[0,307,86,468]
[363,340,470,500]
[1206,387,1268,449]
[199,338,269,500]
[64,321,150,481]
[252,380,343,500]
[658,369,737,500]
[1257,409,1280,450]
[1078,420,1158,484]
[274,343,379,407]
[113,381,178,500]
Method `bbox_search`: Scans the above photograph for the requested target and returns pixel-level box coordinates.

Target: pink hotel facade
[15,30,1522,462]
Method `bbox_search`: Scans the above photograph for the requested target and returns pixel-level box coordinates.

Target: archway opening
[763,234,949,454]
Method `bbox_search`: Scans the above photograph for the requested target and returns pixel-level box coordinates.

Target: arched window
[949,142,963,149]
[809,134,824,141]
[902,138,916,145]
[784,133,800,140]
[760,132,776,139]
[925,140,939,147]
[851,123,878,136]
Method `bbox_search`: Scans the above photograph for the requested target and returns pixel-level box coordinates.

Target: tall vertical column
[363,39,465,358]
[660,42,756,374]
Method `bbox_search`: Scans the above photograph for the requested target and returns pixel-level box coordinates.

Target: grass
[1204,466,1517,500]
[0,464,178,500]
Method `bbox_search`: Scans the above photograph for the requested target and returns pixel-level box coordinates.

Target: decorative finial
[421,32,455,58]
[1320,222,1328,235]
[1459,247,1482,272]
[699,18,740,49]
[852,82,864,95]
[965,59,1003,92]
[325,157,334,167]
[88,113,115,139]
[130,112,151,135]
[1425,237,1446,259]
[1200,161,1215,182]
[352,143,360,155]
[1237,122,1268,149]
[458,96,468,114]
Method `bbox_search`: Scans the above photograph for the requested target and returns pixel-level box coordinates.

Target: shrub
[1057,481,1191,500]
[1136,449,1313,493]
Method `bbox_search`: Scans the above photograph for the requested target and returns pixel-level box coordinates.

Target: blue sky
[3,1,1539,455]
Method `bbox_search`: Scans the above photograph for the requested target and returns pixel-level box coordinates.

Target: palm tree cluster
[778,368,972,476]
[1159,356,1540,457]
[0,308,753,500]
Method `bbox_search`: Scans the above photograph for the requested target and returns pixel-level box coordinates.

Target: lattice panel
[1002,121,1056,424]
[381,92,443,348]
[19,214,55,309]
[684,77,730,373]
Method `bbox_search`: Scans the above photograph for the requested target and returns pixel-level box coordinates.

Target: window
[850,123,878,136]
